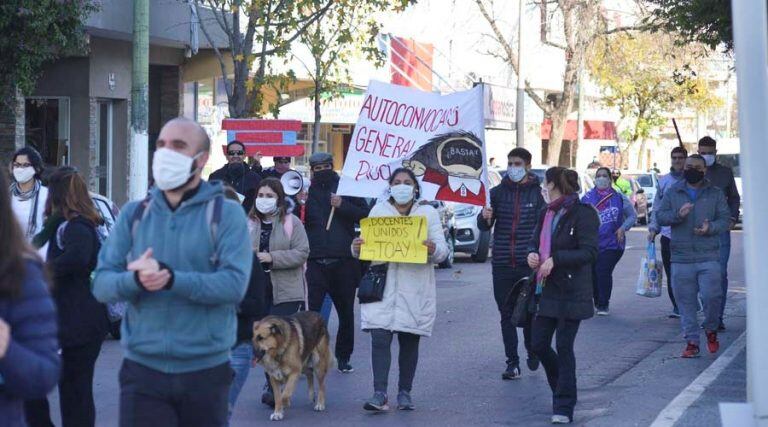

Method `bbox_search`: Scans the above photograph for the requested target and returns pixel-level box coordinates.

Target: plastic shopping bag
[636,242,663,298]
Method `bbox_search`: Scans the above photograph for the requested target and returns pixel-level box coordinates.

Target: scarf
[536,193,578,285]
[10,179,42,238]
[32,213,65,249]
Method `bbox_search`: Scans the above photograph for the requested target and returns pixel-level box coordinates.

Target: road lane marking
[649,331,747,427]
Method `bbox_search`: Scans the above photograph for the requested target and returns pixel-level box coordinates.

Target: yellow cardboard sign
[359,215,428,264]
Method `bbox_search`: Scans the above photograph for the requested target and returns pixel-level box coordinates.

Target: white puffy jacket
[355,200,448,336]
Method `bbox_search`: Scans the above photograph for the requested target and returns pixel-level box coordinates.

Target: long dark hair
[0,169,35,298]
[545,167,580,195]
[44,168,104,225]
[249,177,288,222]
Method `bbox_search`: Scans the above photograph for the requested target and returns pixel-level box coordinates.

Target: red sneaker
[706,331,720,353]
[682,342,700,358]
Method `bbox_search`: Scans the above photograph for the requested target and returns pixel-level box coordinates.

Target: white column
[729,0,768,425]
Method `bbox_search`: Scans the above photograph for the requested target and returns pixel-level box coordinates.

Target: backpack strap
[206,195,224,266]
[283,214,294,240]
[130,195,153,244]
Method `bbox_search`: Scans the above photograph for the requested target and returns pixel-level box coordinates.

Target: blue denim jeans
[719,230,731,321]
[320,293,333,324]
[228,342,254,423]
[671,261,723,344]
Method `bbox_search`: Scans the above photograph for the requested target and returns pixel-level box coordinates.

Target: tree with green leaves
[0,1,96,104]
[193,0,335,118]
[589,31,722,169]
[645,0,734,51]
[295,0,411,152]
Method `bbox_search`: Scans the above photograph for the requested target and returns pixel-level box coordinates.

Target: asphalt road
[48,228,746,426]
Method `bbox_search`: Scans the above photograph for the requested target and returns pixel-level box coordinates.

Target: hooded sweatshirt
[93,181,252,374]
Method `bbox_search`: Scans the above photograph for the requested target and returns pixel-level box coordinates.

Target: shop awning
[541,119,617,141]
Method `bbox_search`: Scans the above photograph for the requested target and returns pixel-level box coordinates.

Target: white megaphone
[280,170,305,196]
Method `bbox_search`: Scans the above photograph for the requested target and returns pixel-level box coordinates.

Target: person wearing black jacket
[477,148,545,380]
[527,167,599,425]
[25,168,108,427]
[304,152,371,373]
[209,140,262,211]
[697,136,740,330]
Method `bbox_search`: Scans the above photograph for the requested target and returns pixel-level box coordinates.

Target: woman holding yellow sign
[351,168,448,412]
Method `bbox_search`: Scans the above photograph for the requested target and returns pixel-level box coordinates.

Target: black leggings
[25,340,103,427]
[370,329,421,394]
[531,316,581,420]
[660,236,677,311]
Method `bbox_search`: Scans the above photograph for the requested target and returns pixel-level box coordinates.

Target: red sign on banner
[221,119,304,157]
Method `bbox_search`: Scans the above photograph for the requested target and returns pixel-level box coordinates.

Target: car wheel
[439,234,455,269]
[471,230,491,263]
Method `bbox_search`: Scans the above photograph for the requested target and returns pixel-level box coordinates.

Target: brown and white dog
[252,311,334,421]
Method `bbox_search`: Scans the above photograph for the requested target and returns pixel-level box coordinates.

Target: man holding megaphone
[304,152,371,373]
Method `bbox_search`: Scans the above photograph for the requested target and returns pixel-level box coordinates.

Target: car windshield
[632,174,653,188]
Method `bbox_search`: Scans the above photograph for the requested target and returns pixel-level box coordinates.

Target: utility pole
[515,0,525,148]
[728,1,768,425]
[129,0,149,200]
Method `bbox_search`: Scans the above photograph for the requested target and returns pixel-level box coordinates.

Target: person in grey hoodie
[648,146,688,317]
[697,136,740,330]
[93,118,252,427]
[655,154,730,359]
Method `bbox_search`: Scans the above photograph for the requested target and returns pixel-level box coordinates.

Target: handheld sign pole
[326,207,335,231]
[671,118,683,148]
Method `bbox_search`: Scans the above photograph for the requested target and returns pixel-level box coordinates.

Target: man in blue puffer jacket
[478,148,545,380]
[94,118,252,426]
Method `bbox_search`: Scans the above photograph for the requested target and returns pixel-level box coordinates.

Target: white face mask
[541,185,551,204]
[12,166,35,184]
[255,197,278,215]
[702,154,716,167]
[507,166,527,182]
[390,184,415,205]
[595,176,611,190]
[152,148,202,191]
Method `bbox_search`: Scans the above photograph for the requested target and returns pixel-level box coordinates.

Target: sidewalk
[674,346,746,426]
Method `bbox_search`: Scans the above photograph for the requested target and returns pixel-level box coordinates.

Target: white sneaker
[551,414,571,424]
[596,309,610,316]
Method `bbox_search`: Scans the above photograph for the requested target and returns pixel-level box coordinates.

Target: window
[25,98,70,167]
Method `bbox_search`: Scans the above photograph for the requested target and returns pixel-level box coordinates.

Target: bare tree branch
[474,0,550,113]
[193,2,232,98]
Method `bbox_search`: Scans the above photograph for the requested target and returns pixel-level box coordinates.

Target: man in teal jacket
[655,154,730,360]
[94,117,252,426]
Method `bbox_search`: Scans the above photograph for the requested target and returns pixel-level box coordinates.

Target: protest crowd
[0,112,740,426]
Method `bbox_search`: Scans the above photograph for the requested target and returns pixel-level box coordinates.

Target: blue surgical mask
[390,184,415,205]
[507,166,526,182]
[595,176,611,190]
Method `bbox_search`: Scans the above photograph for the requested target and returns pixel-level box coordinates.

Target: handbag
[505,273,536,327]
[636,242,663,298]
[357,263,388,304]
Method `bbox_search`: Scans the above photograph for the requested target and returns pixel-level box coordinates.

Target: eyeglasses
[228,150,245,156]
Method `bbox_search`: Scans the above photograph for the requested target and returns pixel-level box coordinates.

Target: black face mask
[313,169,336,184]
[684,168,705,185]
[228,162,246,178]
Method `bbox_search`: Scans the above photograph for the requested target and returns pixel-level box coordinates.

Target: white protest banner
[337,80,488,206]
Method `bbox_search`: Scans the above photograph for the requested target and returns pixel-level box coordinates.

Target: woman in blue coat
[0,169,60,426]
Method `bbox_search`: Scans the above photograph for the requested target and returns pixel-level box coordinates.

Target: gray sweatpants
[671,261,723,344]
[370,329,421,394]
